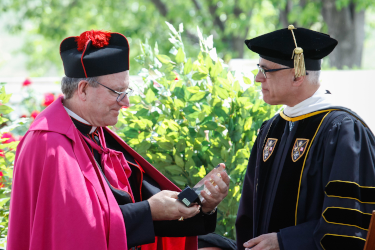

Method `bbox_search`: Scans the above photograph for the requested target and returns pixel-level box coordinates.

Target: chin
[105,117,118,127]
[262,96,272,105]
[262,96,280,106]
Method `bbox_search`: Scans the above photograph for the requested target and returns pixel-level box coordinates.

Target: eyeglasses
[93,80,134,103]
[257,64,291,78]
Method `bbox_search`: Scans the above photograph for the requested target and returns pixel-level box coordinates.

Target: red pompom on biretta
[75,30,112,51]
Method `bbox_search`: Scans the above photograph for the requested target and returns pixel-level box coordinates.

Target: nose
[255,70,265,83]
[118,94,130,107]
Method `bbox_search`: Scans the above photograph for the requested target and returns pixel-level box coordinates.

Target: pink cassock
[7,97,197,250]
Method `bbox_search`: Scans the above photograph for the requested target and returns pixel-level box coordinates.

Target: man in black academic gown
[235,25,375,250]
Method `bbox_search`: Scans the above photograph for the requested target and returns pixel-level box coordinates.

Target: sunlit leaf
[183,58,193,75]
[156,54,173,64]
[165,21,178,35]
[189,92,206,102]
[194,166,206,178]
[243,76,252,85]
[165,165,183,175]
[145,89,156,103]
[192,72,207,80]
[0,106,13,115]
[175,47,185,64]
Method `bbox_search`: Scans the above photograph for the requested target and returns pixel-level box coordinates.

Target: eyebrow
[259,64,270,70]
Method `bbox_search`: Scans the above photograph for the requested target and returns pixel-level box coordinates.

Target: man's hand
[200,163,230,213]
[148,190,200,221]
[243,233,279,250]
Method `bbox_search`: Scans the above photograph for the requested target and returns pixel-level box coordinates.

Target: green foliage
[0,84,27,247]
[116,23,279,239]
[0,0,281,76]
[1,0,374,74]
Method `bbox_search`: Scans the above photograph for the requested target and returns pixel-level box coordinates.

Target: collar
[283,87,335,118]
[64,106,97,134]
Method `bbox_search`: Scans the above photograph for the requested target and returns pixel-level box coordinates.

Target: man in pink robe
[7,30,230,250]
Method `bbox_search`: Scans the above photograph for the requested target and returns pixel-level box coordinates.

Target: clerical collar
[283,87,335,118]
[64,106,97,134]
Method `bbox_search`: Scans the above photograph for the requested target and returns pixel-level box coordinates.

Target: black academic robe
[71,118,217,249]
[236,107,375,250]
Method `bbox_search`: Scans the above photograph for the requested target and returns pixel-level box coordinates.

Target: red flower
[31,110,40,119]
[0,171,3,188]
[42,93,55,106]
[2,132,15,144]
[174,72,179,81]
[0,149,4,158]
[22,78,32,87]
[153,81,161,88]
[20,114,27,118]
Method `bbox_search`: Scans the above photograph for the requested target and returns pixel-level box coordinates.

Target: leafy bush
[115,23,280,239]
[0,84,27,247]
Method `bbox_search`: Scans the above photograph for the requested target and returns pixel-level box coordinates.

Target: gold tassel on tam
[288,25,306,78]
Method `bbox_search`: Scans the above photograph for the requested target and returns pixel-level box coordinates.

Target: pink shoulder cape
[7,97,197,250]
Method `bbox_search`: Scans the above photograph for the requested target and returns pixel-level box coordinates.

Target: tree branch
[207,0,225,32]
[191,0,201,11]
[233,0,242,17]
[279,0,292,28]
[149,0,168,17]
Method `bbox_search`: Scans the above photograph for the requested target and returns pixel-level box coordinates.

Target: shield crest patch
[292,138,310,162]
[263,138,278,162]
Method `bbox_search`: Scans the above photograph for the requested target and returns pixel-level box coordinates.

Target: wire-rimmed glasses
[94,80,133,103]
[257,64,291,78]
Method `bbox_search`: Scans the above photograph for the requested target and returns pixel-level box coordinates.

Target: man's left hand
[243,233,279,250]
[200,163,230,213]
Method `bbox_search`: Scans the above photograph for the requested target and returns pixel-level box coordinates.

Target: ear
[76,80,89,101]
[291,69,306,87]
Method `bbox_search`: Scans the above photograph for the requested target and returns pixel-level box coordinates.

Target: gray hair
[61,76,99,99]
[305,70,321,85]
[273,62,321,85]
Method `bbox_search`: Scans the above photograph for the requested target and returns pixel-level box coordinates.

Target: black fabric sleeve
[311,115,375,250]
[278,220,319,250]
[235,137,260,250]
[279,113,375,250]
[277,232,284,250]
[153,210,217,237]
[119,200,155,248]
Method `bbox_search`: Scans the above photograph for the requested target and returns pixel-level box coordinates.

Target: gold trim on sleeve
[320,234,366,250]
[325,180,375,204]
[322,206,372,231]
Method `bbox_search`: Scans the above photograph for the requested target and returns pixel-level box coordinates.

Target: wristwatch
[202,207,217,215]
